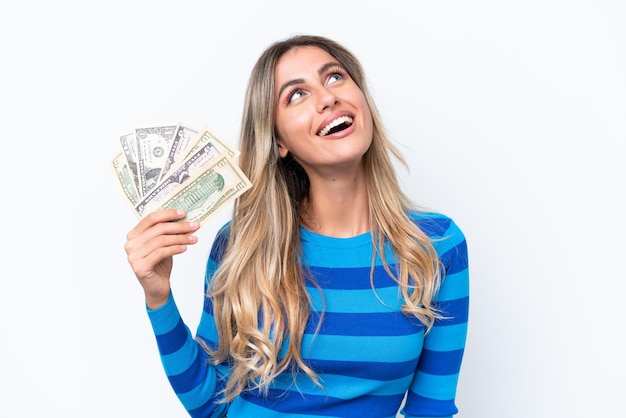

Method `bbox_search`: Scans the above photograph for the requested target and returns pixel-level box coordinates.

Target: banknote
[158,124,198,183]
[134,141,223,216]
[119,132,140,193]
[113,123,251,226]
[111,152,141,208]
[135,124,178,196]
[155,154,252,226]
[182,125,239,161]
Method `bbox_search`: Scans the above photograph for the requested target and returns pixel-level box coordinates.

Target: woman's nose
[316,88,339,112]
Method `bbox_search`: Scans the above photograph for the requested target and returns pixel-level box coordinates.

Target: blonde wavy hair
[205,34,442,402]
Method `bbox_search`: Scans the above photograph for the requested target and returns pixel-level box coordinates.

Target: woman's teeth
[318,116,353,136]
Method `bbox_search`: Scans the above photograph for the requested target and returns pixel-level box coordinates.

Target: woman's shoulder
[408,209,465,240]
[408,210,468,270]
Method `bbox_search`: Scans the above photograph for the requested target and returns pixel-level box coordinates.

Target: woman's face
[273,46,373,177]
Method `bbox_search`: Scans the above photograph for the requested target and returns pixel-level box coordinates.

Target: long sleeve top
[147,211,469,417]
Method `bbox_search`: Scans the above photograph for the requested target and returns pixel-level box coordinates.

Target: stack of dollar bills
[111,124,252,226]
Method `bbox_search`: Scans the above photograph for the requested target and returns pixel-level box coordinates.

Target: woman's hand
[124,209,199,309]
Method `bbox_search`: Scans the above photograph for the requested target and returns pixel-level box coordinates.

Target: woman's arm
[402,217,470,418]
[125,210,228,417]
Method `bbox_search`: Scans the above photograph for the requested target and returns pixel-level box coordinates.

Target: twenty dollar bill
[155,154,251,226]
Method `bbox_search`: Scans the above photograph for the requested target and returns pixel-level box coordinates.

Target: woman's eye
[287,88,304,104]
[327,72,344,85]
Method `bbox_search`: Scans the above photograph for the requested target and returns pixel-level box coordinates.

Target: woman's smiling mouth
[317,115,354,136]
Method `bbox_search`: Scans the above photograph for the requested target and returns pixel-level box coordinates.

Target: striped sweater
[147,212,469,417]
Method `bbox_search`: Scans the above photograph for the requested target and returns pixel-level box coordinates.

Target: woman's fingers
[126,209,188,241]
[123,209,201,309]
[124,208,200,281]
[126,218,197,257]
[128,232,197,277]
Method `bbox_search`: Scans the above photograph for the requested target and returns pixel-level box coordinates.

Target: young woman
[125,34,469,418]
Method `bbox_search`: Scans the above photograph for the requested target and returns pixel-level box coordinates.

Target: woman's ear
[276,139,289,159]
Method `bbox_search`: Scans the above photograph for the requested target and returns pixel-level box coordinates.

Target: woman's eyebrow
[317,61,341,76]
[277,78,304,99]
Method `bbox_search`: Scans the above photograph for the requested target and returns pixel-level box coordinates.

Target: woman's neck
[301,170,370,238]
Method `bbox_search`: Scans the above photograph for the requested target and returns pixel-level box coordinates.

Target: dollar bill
[134,141,223,217]
[158,124,198,183]
[135,124,178,196]
[111,152,141,208]
[182,125,239,161]
[154,154,252,226]
[119,132,140,194]
[113,123,252,227]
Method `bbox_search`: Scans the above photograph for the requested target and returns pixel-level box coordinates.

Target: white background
[1,1,624,417]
